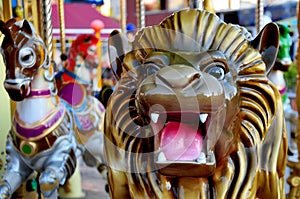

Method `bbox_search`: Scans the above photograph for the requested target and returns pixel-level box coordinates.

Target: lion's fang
[206,150,216,165]
[151,113,159,123]
[199,113,208,123]
[166,181,171,191]
[158,152,166,161]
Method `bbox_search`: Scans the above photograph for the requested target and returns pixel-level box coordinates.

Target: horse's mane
[66,34,98,71]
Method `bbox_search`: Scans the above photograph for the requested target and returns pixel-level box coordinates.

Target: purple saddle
[58,82,86,107]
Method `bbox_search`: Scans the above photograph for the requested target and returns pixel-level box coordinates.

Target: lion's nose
[157,65,200,89]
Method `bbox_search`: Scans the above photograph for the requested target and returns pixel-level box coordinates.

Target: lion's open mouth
[150,111,217,177]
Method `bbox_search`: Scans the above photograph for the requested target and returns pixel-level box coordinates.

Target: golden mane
[105,9,287,198]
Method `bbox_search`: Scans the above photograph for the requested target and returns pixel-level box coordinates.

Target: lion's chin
[156,150,216,177]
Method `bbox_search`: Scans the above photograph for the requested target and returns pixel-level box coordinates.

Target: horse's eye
[206,65,225,80]
[19,47,36,68]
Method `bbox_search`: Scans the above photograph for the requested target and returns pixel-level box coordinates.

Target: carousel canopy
[52,3,120,39]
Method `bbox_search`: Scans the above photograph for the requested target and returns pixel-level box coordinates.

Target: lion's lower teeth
[158,152,167,161]
[206,150,216,165]
[196,152,206,163]
[151,113,159,123]
[157,150,215,164]
[194,151,216,164]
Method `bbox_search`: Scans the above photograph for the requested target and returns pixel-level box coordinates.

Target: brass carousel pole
[287,1,300,198]
[2,0,12,20]
[23,0,39,32]
[120,0,127,33]
[58,0,66,55]
[203,0,214,13]
[136,0,145,29]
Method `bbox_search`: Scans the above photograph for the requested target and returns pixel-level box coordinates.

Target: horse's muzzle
[4,79,31,101]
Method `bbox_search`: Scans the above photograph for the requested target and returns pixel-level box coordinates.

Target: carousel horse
[106,9,287,198]
[55,34,106,174]
[56,34,99,90]
[0,18,78,199]
[267,22,298,160]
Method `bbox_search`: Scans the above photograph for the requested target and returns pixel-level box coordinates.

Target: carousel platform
[79,162,109,199]
[60,157,109,199]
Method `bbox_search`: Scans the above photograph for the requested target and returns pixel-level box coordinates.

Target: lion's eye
[19,47,36,68]
[207,66,225,80]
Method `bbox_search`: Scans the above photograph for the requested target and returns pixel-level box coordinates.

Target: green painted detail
[29,179,38,191]
[277,23,292,60]
[22,144,32,154]
[282,93,288,104]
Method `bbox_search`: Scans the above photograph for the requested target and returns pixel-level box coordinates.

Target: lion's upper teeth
[199,113,208,123]
[166,181,171,190]
[158,152,166,161]
[151,113,159,123]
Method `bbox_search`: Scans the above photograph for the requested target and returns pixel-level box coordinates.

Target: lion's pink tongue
[161,122,202,161]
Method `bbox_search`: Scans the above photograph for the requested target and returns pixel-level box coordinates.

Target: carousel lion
[105,9,287,198]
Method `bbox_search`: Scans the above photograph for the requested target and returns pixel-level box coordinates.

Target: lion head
[105,10,287,198]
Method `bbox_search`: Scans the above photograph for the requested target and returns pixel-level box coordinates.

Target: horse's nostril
[20,84,26,95]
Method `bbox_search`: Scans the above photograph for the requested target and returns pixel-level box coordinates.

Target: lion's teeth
[199,113,208,123]
[206,150,215,164]
[166,181,171,191]
[196,152,206,163]
[151,113,159,123]
[158,152,166,161]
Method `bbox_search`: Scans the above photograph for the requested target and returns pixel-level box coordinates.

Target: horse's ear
[250,22,279,73]
[108,30,128,80]
[21,19,33,35]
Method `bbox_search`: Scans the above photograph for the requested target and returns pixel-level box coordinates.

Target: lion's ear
[108,30,129,80]
[250,22,279,73]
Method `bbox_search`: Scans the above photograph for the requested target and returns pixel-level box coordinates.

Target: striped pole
[41,0,54,60]
[136,0,145,29]
[189,0,203,9]
[255,0,264,33]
